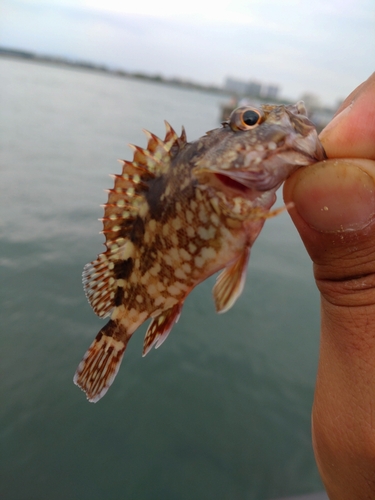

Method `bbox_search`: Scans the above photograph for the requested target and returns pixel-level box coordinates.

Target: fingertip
[320,74,375,160]
[284,159,375,233]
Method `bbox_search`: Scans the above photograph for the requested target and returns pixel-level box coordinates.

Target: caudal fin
[74,320,128,403]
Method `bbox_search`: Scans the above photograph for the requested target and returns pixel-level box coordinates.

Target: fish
[74,101,325,402]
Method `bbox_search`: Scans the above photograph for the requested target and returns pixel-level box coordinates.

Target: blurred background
[1,1,374,499]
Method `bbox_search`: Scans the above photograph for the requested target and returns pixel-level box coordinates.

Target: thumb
[282,72,375,498]
[283,158,375,498]
[284,158,375,294]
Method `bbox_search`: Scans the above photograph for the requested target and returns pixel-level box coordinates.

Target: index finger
[319,72,375,160]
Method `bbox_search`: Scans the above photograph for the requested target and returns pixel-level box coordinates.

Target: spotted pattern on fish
[74,102,325,402]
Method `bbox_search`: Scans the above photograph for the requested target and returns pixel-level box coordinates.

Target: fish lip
[193,166,261,199]
[315,141,327,161]
[193,136,326,194]
[193,124,326,195]
[293,137,327,163]
[284,106,327,161]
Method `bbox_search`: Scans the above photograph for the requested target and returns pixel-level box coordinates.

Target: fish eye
[229,106,264,131]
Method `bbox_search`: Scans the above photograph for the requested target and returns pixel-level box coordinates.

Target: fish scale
[74,102,326,402]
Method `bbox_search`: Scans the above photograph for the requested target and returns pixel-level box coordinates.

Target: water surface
[0,57,323,499]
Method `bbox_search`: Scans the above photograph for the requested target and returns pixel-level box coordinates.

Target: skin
[283,73,375,499]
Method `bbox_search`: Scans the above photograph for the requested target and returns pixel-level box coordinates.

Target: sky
[1,0,374,106]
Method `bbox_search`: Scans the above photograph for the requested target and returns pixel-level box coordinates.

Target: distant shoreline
[0,46,233,97]
[0,46,335,130]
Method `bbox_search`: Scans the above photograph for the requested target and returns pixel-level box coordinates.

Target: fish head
[192,101,326,200]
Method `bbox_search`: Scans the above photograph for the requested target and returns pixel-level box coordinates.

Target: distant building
[224,77,279,100]
[246,81,262,97]
[260,84,279,100]
[224,77,249,95]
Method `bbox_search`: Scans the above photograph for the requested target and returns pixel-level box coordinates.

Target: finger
[284,158,375,497]
[333,72,375,117]
[283,157,375,381]
[284,158,375,289]
[319,72,375,160]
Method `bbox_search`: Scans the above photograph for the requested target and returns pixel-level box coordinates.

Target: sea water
[0,57,323,499]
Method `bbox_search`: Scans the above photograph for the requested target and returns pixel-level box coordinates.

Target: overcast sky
[1,0,374,106]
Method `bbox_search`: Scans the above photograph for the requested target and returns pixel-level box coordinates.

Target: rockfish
[74,102,325,402]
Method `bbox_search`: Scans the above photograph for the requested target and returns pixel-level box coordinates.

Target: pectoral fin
[213,247,250,313]
[142,303,182,356]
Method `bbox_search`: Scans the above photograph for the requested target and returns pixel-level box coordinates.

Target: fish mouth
[212,168,278,195]
[287,133,327,164]
[194,167,264,200]
[195,143,326,195]
[214,173,249,193]
[193,129,326,196]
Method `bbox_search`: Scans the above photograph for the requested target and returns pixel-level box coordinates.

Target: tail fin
[74,320,128,403]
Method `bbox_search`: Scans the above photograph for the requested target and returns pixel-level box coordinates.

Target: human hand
[283,73,375,499]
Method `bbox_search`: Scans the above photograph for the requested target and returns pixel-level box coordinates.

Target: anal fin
[213,247,250,314]
[73,320,128,403]
[142,303,182,357]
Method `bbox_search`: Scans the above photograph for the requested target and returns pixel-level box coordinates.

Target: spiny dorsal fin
[126,121,187,175]
[213,247,251,313]
[83,120,188,317]
[83,237,136,317]
[142,129,170,155]
[142,303,182,356]
[73,319,128,402]
[178,126,187,148]
[83,176,151,316]
[83,253,115,318]
[117,159,155,178]
[128,144,163,173]
[164,120,179,148]
[163,121,188,159]
[106,122,188,235]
